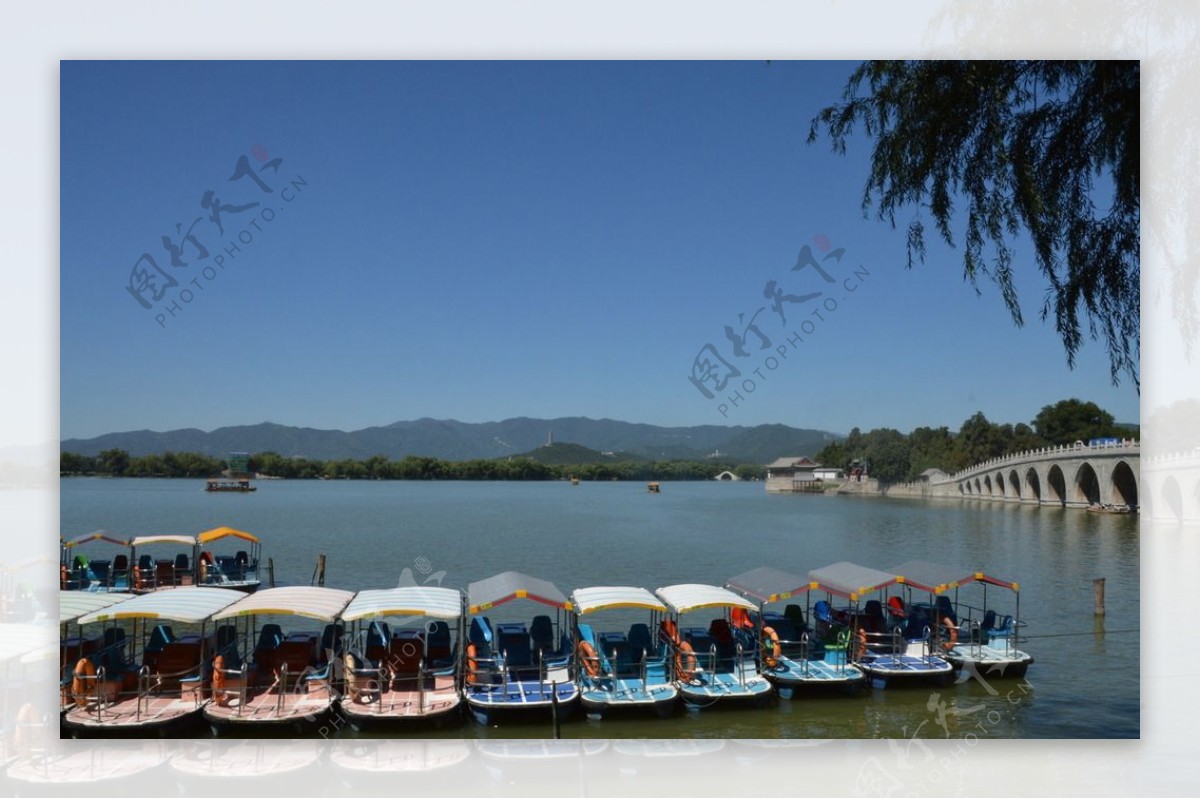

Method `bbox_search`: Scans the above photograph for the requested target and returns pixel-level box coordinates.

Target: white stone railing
[947,439,1140,482]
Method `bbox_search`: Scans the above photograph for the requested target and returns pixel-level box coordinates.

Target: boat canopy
[197,526,260,545]
[725,566,813,605]
[78,587,243,624]
[341,587,462,621]
[59,590,135,624]
[571,586,666,615]
[890,560,1019,593]
[467,571,571,614]
[655,584,757,615]
[63,530,129,549]
[213,586,356,622]
[129,534,197,548]
[808,561,899,600]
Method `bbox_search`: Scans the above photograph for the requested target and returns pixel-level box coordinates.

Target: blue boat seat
[862,600,886,634]
[813,600,834,625]
[935,596,958,625]
[784,604,806,634]
[468,617,493,646]
[426,621,452,666]
[89,559,111,586]
[321,623,344,659]
[255,623,283,657]
[366,620,391,664]
[530,615,555,658]
[627,623,653,664]
[497,623,532,670]
[101,627,127,673]
[904,605,934,640]
[146,624,175,654]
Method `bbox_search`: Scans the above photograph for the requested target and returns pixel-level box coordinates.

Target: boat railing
[799,632,811,676]
[735,641,746,689]
[93,665,108,721]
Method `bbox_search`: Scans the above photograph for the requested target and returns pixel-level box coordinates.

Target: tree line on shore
[814,399,1134,484]
[59,449,767,482]
[60,399,1133,485]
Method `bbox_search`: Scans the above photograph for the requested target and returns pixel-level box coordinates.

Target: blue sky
[61,60,1140,441]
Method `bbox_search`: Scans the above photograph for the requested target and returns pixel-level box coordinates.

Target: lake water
[60,477,1140,740]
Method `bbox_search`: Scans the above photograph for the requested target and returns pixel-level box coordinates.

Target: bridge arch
[1072,462,1101,506]
[1046,465,1067,506]
[1008,469,1022,500]
[1111,460,1138,508]
[983,475,994,498]
[995,472,1007,497]
[1025,467,1041,503]
[974,477,982,496]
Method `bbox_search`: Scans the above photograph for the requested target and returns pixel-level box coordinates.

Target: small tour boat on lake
[808,561,954,689]
[203,586,354,734]
[62,587,244,734]
[338,586,464,729]
[725,566,866,697]
[889,560,1033,679]
[463,571,579,725]
[653,583,773,708]
[570,585,679,718]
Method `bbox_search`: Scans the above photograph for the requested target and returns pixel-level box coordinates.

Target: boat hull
[579,679,679,718]
[465,679,579,726]
[339,678,463,730]
[678,671,775,708]
[856,654,955,689]
[945,645,1034,680]
[765,657,867,696]
[61,694,206,736]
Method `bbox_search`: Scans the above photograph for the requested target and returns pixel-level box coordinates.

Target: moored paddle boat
[569,586,679,718]
[808,561,953,689]
[725,566,866,697]
[337,586,464,729]
[203,586,354,734]
[128,535,198,592]
[653,584,773,708]
[889,560,1033,679]
[463,571,579,725]
[61,587,244,734]
[57,590,134,713]
[194,527,263,592]
[60,531,131,592]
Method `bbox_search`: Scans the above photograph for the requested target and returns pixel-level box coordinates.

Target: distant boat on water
[205,478,256,493]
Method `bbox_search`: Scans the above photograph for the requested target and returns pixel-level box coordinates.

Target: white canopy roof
[213,586,355,622]
[59,590,135,624]
[78,587,243,624]
[130,534,197,548]
[0,624,55,664]
[571,586,666,615]
[340,587,462,621]
[654,584,757,615]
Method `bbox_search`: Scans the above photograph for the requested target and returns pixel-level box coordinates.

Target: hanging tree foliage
[808,60,1139,389]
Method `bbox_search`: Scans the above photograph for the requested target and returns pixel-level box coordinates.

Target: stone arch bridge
[937,440,1140,509]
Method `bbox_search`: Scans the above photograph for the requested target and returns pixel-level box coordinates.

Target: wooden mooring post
[312,554,326,587]
[267,557,276,588]
[1093,577,1105,616]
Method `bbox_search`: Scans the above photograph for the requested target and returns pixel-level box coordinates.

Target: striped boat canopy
[655,584,757,615]
[63,530,128,549]
[213,586,356,622]
[59,590,135,624]
[130,534,197,548]
[571,586,666,615]
[725,566,813,605]
[808,561,899,601]
[0,624,56,665]
[890,560,1019,593]
[197,526,260,545]
[341,587,462,621]
[467,571,571,614]
[78,587,243,624]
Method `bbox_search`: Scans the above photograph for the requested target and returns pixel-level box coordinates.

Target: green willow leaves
[808,61,1139,388]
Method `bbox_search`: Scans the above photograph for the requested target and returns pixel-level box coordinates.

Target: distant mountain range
[61,417,841,465]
